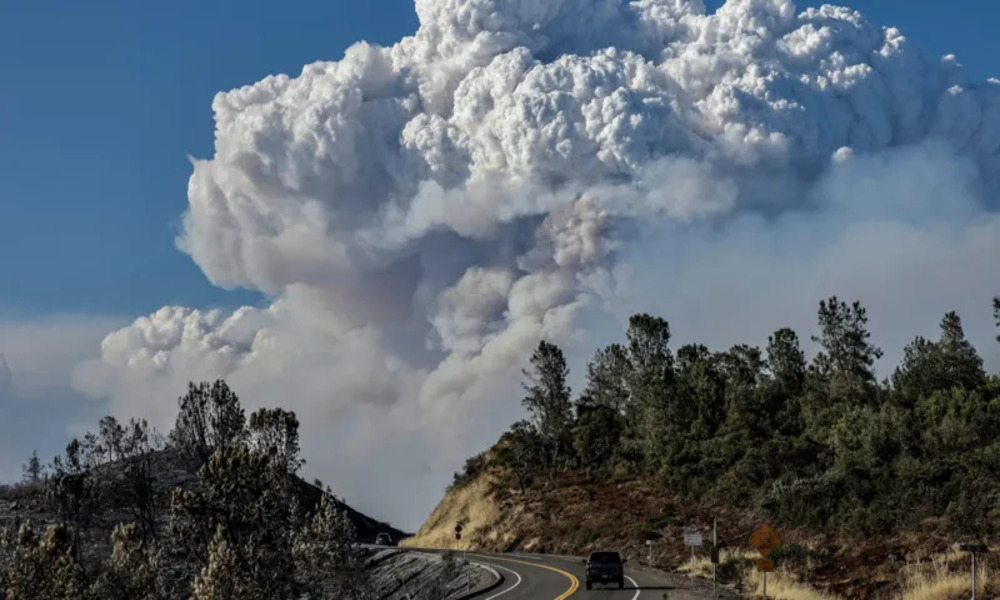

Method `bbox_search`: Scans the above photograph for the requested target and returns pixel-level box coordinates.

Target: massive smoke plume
[72,0,1000,528]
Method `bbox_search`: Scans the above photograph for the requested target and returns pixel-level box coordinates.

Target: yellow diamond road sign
[750,524,781,556]
[756,556,776,572]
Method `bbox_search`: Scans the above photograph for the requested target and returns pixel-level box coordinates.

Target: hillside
[0,381,416,599]
[0,447,406,564]
[408,297,1000,600]
[406,447,990,600]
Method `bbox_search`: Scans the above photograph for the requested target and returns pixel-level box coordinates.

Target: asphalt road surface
[466,551,715,600]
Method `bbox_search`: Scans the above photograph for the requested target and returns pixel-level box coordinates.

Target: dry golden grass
[746,571,837,600]
[674,546,835,600]
[900,550,987,600]
[400,475,500,551]
[677,549,758,579]
[744,570,839,600]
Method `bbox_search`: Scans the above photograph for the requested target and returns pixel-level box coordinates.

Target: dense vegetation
[481,295,1000,538]
[0,381,372,600]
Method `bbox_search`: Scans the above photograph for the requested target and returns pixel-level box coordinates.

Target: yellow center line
[468,553,580,599]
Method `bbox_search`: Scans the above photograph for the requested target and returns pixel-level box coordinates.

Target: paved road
[465,551,702,600]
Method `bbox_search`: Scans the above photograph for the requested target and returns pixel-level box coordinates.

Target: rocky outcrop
[369,549,500,600]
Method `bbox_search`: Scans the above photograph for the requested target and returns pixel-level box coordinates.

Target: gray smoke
[72,0,1000,528]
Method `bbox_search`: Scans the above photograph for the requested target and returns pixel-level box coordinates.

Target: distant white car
[375,533,394,546]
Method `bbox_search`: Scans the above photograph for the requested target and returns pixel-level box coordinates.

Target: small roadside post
[646,539,656,566]
[712,519,719,597]
[455,523,467,594]
[959,543,988,600]
[750,524,781,600]
[684,528,704,574]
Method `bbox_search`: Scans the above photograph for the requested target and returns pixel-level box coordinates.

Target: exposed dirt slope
[402,474,501,551]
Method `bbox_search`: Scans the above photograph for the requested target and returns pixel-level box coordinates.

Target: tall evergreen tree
[624,314,674,469]
[191,527,254,600]
[21,450,43,485]
[993,297,1000,343]
[119,418,164,540]
[893,312,986,404]
[171,380,246,466]
[521,341,573,471]
[47,439,96,548]
[578,343,631,416]
[767,328,806,395]
[892,335,937,406]
[89,523,158,600]
[293,495,370,599]
[5,523,84,600]
[98,415,126,464]
[675,344,726,440]
[248,408,304,474]
[935,312,985,390]
[170,443,297,599]
[810,297,883,403]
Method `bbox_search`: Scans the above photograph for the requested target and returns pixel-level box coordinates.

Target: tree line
[1,381,370,600]
[479,295,1000,536]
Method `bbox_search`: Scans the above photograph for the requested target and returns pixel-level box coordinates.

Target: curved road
[467,551,686,600]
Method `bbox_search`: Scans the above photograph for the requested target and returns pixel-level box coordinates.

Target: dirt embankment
[406,460,994,600]
[402,475,502,551]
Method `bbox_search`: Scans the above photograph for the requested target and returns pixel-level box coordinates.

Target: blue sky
[1,0,997,320]
[0,0,419,317]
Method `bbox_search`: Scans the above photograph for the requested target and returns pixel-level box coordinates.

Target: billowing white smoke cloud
[73,0,1000,528]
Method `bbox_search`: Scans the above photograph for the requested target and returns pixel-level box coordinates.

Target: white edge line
[472,562,523,600]
[625,575,640,600]
[469,561,501,583]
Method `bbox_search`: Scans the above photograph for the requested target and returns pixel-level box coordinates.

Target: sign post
[712,519,718,597]
[959,544,989,600]
[646,539,655,566]
[684,529,704,574]
[750,524,781,600]
[455,524,467,594]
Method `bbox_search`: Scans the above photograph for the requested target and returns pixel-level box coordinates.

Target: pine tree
[496,420,542,492]
[293,495,370,599]
[573,344,629,471]
[170,442,297,599]
[248,407,304,474]
[993,297,999,343]
[89,523,159,600]
[578,344,631,416]
[120,418,164,540]
[47,439,96,545]
[21,450,43,485]
[98,415,126,463]
[625,314,674,470]
[936,312,985,390]
[675,344,726,440]
[810,297,883,403]
[5,523,84,600]
[171,380,246,466]
[521,341,573,472]
[893,312,985,404]
[766,328,806,394]
[191,527,254,600]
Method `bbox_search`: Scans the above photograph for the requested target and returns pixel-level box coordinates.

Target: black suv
[583,550,626,590]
